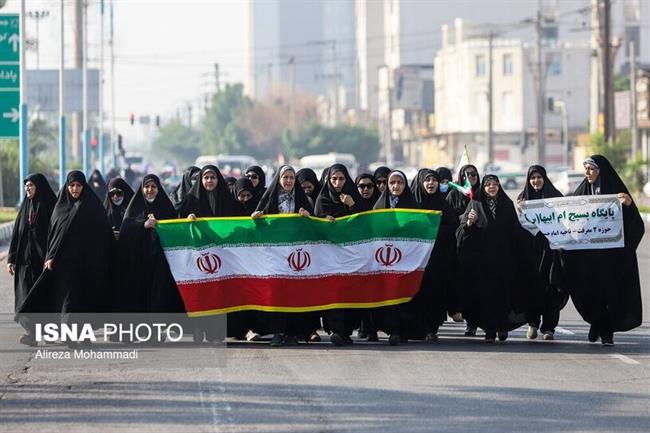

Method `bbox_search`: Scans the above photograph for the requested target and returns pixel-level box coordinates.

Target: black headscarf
[124,174,177,221]
[233,177,259,215]
[447,164,481,222]
[436,167,453,183]
[373,170,418,210]
[314,163,366,217]
[517,165,562,201]
[171,166,201,207]
[296,168,322,202]
[256,165,313,215]
[354,173,380,210]
[573,154,633,197]
[178,165,243,218]
[104,177,135,231]
[373,166,391,181]
[8,174,57,311]
[224,176,237,191]
[89,169,108,201]
[245,165,267,199]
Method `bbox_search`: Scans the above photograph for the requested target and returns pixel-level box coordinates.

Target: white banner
[516,194,624,250]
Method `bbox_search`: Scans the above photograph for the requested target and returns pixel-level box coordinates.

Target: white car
[555,171,585,195]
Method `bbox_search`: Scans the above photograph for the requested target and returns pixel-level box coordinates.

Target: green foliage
[589,131,647,193]
[614,73,630,92]
[152,119,202,166]
[202,84,252,155]
[284,122,380,165]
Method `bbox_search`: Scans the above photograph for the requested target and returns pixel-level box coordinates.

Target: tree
[151,119,201,167]
[284,122,381,165]
[589,131,647,193]
[202,83,252,155]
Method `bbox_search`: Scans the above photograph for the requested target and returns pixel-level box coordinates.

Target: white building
[434,19,592,169]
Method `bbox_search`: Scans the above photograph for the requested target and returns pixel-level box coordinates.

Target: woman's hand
[7,263,15,276]
[298,207,310,217]
[340,194,355,208]
[251,211,264,219]
[325,215,335,222]
[618,193,632,207]
[187,213,197,221]
[44,259,54,271]
[466,209,477,226]
[144,214,158,229]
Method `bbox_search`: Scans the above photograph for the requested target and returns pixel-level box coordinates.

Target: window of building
[549,53,562,76]
[624,0,640,22]
[476,54,486,77]
[502,91,514,115]
[502,54,513,76]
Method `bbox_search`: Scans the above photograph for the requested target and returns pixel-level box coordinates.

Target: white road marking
[611,354,641,365]
[555,327,575,335]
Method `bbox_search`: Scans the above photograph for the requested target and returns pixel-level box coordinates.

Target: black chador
[455,175,527,341]
[446,164,481,222]
[104,177,135,233]
[17,171,113,322]
[171,166,200,209]
[118,174,184,313]
[233,177,260,215]
[405,169,456,340]
[516,165,568,339]
[8,174,57,317]
[355,173,380,209]
[314,164,367,346]
[296,168,322,202]
[246,165,267,200]
[89,169,108,200]
[178,165,244,218]
[565,155,644,345]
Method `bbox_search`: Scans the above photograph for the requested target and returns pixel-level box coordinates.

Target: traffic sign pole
[19,2,27,203]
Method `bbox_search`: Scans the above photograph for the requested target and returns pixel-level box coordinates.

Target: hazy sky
[3,0,247,142]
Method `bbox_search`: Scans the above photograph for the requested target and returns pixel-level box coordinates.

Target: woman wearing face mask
[516,165,568,341]
[565,155,644,346]
[233,177,259,215]
[105,177,135,239]
[372,170,418,345]
[373,166,391,195]
[436,167,453,198]
[446,164,482,336]
[252,165,316,347]
[314,164,367,346]
[118,174,185,315]
[8,174,57,345]
[16,171,113,346]
[455,175,527,343]
[407,169,456,342]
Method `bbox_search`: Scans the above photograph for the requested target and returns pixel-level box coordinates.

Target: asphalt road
[0,235,648,433]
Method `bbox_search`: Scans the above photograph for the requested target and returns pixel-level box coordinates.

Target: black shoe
[366,332,379,342]
[464,326,477,337]
[357,331,367,339]
[588,325,599,343]
[485,330,496,343]
[388,334,400,346]
[344,335,353,345]
[497,331,508,342]
[284,335,299,346]
[601,333,614,347]
[18,334,37,347]
[425,332,439,342]
[330,333,345,346]
[270,333,284,347]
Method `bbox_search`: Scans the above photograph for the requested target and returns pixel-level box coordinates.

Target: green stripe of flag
[157,209,440,249]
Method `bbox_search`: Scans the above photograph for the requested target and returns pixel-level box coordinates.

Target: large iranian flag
[157,209,440,317]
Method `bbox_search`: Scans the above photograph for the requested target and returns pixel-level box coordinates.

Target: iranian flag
[156,209,441,317]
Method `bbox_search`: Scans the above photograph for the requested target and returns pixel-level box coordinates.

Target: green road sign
[0,14,19,62]
[0,13,19,138]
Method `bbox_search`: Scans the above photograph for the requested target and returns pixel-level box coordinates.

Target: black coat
[314,164,366,217]
[565,155,644,332]
[255,166,313,215]
[8,174,57,312]
[177,165,244,218]
[104,177,135,232]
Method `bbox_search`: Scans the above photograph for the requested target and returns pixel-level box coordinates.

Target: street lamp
[27,10,50,69]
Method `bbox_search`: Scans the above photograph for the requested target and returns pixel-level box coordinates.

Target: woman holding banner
[567,155,644,346]
[314,164,367,346]
[516,165,568,341]
[252,165,316,347]
[455,175,527,343]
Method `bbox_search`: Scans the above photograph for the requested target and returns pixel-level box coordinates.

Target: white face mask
[113,197,124,206]
[145,196,156,204]
[439,183,449,193]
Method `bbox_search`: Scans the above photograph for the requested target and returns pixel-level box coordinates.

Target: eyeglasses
[246,173,259,179]
[357,183,374,190]
[465,171,478,177]
[108,189,124,197]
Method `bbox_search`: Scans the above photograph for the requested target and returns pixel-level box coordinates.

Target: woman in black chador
[178,166,248,342]
[118,174,185,314]
[373,166,391,195]
[314,163,367,346]
[105,177,135,237]
[89,169,108,200]
[355,173,380,209]
[566,155,644,346]
[516,165,568,341]
[8,174,57,345]
[245,165,267,200]
[455,175,527,343]
[253,165,315,347]
[408,168,456,341]
[372,170,419,345]
[171,166,200,209]
[233,177,259,215]
[296,168,322,202]
[16,171,113,344]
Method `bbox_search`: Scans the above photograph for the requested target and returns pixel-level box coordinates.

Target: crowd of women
[8,154,644,348]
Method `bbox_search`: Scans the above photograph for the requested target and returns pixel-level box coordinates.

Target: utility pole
[629,41,638,156]
[332,41,340,125]
[487,31,494,166]
[27,10,49,70]
[72,0,82,161]
[288,56,296,131]
[214,62,220,92]
[535,4,546,166]
[267,63,272,97]
[82,0,90,176]
[98,0,105,175]
[187,103,192,128]
[600,0,613,144]
[109,0,116,170]
[19,0,28,204]
[59,0,66,188]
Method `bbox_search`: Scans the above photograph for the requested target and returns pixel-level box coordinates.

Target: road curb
[0,221,13,245]
[643,213,650,224]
